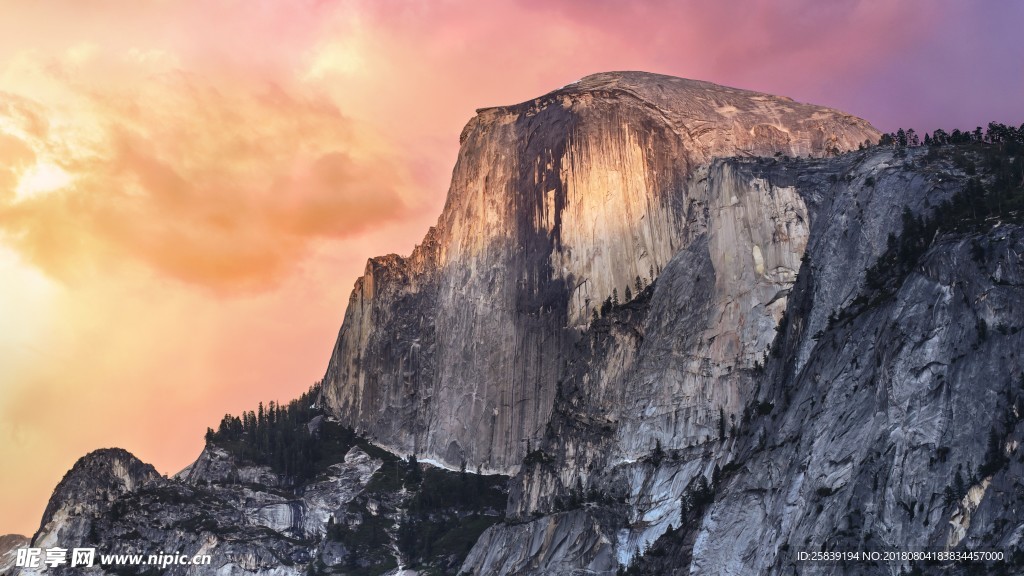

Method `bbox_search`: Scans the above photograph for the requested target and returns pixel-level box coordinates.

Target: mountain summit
[321,71,879,474]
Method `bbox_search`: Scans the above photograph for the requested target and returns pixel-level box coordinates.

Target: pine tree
[896,128,907,147]
[406,454,422,485]
[680,492,692,525]
[943,485,956,507]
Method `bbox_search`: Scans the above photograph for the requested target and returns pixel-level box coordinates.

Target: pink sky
[0,0,1021,536]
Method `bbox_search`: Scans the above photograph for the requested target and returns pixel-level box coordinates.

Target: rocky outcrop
[15,419,507,576]
[685,150,1024,575]
[322,71,879,475]
[1,534,29,575]
[15,440,385,575]
[31,448,160,551]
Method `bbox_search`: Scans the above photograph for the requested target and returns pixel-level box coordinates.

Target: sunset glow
[14,163,71,200]
[1,0,1022,537]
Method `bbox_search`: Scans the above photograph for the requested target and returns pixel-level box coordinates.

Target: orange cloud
[0,133,34,199]
[0,60,408,290]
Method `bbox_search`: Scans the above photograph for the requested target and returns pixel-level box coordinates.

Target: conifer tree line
[876,122,1024,148]
[206,385,358,484]
[835,121,1024,315]
[891,122,1023,224]
[592,272,656,322]
[853,121,1024,302]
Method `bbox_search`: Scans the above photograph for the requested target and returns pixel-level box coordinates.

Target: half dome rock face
[321,71,880,473]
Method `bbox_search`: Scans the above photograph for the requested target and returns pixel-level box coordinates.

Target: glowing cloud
[14,162,71,200]
[0,54,410,289]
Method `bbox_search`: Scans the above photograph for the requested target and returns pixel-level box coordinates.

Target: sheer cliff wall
[321,71,879,473]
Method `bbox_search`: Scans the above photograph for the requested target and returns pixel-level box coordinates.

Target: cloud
[0,62,408,290]
[0,132,35,200]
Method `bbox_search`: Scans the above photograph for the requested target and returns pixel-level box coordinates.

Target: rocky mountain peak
[33,448,159,548]
[0,534,29,574]
[473,70,875,159]
[322,72,880,474]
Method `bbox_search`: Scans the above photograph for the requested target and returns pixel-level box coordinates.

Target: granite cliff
[13,73,1024,576]
[463,143,1024,576]
[321,71,878,474]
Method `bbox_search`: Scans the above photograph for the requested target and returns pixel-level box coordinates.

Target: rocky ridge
[15,413,508,576]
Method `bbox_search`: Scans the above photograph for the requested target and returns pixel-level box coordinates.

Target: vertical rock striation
[685,150,1024,576]
[321,71,879,474]
[465,146,1024,575]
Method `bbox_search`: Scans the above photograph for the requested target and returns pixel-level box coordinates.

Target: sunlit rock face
[321,71,879,474]
[465,159,822,574]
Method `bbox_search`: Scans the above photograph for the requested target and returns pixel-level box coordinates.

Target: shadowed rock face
[321,71,880,474]
[462,146,1024,576]
[31,448,160,550]
[0,534,29,573]
[683,154,1024,576]
[19,441,391,576]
